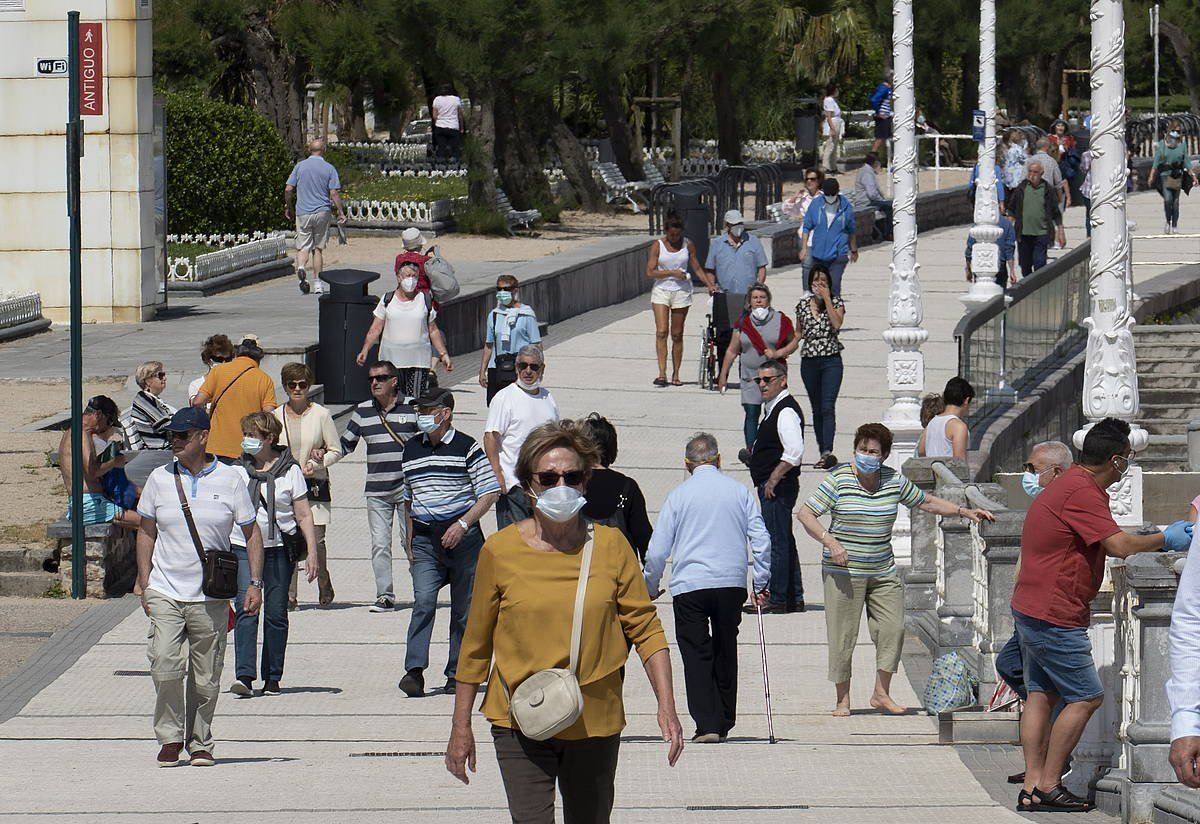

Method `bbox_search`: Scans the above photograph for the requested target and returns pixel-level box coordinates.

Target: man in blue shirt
[704,209,768,295]
[800,178,858,297]
[645,432,771,744]
[284,139,346,295]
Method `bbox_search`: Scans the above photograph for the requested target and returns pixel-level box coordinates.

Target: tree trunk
[350,84,369,142]
[594,79,643,180]
[1030,53,1064,123]
[712,69,742,164]
[1161,20,1200,115]
[544,102,605,211]
[494,83,552,210]
[242,14,307,158]
[465,82,498,210]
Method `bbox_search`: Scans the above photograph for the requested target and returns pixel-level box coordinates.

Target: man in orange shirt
[192,336,277,461]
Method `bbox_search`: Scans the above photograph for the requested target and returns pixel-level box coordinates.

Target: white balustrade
[168,236,288,283]
[0,292,43,329]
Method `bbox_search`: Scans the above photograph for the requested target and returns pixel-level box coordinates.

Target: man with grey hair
[284,137,346,295]
[484,344,559,528]
[644,433,771,744]
[1010,161,1063,277]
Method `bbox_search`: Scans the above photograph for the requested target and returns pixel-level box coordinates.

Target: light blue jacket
[644,465,771,597]
[802,195,857,261]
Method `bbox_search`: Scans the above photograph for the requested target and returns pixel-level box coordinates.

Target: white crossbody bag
[499,532,594,741]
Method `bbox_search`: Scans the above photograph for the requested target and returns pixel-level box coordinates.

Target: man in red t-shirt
[1011,418,1176,812]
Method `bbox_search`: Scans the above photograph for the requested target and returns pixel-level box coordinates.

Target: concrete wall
[0,1,156,323]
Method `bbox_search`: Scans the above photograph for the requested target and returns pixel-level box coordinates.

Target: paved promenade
[1,194,1182,822]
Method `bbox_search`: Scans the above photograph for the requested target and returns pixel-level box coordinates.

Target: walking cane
[755,600,777,744]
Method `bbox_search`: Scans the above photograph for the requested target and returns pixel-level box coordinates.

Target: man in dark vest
[746,360,805,613]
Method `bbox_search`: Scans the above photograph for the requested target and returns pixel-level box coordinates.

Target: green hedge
[165,92,292,234]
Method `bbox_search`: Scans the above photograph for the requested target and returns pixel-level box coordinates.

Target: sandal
[671,378,683,387]
[1028,785,1093,812]
[653,378,669,387]
[1015,789,1035,812]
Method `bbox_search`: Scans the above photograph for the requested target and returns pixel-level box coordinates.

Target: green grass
[167,241,219,260]
[1126,95,1194,113]
[343,175,468,203]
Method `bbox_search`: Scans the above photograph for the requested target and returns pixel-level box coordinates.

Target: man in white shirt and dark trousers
[484,345,560,528]
[645,432,771,743]
[135,407,263,768]
[340,361,418,612]
[747,360,805,613]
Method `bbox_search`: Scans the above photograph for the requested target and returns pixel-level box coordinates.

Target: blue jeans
[759,477,803,606]
[799,355,843,456]
[1017,234,1049,276]
[1163,186,1182,227]
[997,627,1066,721]
[741,403,761,449]
[405,523,484,678]
[807,255,848,297]
[233,545,293,682]
[1012,609,1104,704]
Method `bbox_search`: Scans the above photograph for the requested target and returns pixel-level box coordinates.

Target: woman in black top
[579,413,653,561]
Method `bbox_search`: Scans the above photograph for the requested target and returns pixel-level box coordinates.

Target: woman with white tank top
[646,212,718,386]
[917,377,974,460]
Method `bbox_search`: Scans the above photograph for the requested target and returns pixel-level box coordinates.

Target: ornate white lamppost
[961,0,1004,306]
[883,0,927,563]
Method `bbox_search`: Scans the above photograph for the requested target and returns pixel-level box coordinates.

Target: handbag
[258,490,308,565]
[425,246,460,301]
[499,531,594,741]
[174,466,239,600]
[923,650,978,714]
[1165,173,1184,191]
[281,409,333,503]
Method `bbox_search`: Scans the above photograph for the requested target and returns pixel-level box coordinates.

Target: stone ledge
[0,317,51,344]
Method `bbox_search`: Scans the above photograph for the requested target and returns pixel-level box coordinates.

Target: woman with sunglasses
[716,284,798,458]
[187,334,234,407]
[273,362,342,608]
[448,420,684,820]
[127,361,177,451]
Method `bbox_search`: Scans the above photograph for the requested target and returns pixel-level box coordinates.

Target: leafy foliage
[164,92,292,234]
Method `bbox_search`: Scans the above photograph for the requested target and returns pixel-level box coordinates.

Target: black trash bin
[665,181,714,277]
[794,97,819,156]
[317,268,380,404]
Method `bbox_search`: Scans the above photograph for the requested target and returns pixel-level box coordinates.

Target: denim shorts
[1012,609,1104,703]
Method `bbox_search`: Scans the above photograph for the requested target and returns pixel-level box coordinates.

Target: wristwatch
[457,519,470,531]
[249,579,265,589]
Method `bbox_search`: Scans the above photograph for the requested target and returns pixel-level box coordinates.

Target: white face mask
[751,306,770,322]
[400,276,418,293]
[729,224,744,238]
[241,436,265,455]
[518,374,541,391]
[532,485,587,523]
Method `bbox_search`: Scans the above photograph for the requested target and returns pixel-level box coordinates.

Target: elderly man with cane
[644,432,772,744]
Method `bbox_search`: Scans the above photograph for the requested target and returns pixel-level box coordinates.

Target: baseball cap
[164,407,211,432]
[415,387,455,411]
[723,209,744,226]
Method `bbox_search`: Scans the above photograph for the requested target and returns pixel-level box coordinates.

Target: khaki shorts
[650,282,693,309]
[296,211,332,251]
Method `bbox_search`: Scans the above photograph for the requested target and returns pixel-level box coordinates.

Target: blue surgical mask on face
[496,290,513,306]
[416,413,440,434]
[1022,471,1043,498]
[241,436,264,455]
[853,452,882,473]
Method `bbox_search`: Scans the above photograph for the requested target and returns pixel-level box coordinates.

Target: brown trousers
[491,726,621,823]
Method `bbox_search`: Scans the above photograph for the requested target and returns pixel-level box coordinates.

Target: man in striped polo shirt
[398,388,499,697]
[340,360,418,612]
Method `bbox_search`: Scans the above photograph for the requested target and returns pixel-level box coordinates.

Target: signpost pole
[67,11,86,599]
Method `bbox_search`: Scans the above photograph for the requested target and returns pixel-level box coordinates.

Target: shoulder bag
[499,531,594,741]
[425,246,460,301]
[281,408,332,503]
[174,465,239,600]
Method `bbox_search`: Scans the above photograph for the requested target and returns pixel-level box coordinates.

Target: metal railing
[954,240,1091,430]
[0,292,43,329]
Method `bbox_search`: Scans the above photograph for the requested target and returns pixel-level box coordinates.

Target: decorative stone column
[961,0,1004,306]
[1073,0,1147,526]
[978,507,1022,698]
[901,457,951,650]
[884,0,928,563]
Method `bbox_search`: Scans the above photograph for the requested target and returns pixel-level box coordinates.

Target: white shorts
[296,211,332,251]
[651,283,693,309]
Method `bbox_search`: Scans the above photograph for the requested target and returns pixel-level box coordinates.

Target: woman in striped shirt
[125,361,176,451]
[797,422,993,717]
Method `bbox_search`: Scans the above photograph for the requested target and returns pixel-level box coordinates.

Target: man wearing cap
[284,138,346,295]
[397,388,500,697]
[134,407,264,767]
[800,178,858,297]
[192,336,277,462]
[59,394,140,529]
[704,209,768,296]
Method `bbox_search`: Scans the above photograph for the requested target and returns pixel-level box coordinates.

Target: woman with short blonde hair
[126,360,175,450]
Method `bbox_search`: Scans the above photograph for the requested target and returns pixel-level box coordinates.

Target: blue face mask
[496,290,513,306]
[1022,471,1043,498]
[853,452,882,473]
[416,413,441,434]
[241,436,264,455]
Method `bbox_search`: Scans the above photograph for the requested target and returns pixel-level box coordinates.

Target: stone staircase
[0,545,57,597]
[1136,325,1200,471]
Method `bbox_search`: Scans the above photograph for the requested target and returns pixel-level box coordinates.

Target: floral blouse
[796,295,846,358]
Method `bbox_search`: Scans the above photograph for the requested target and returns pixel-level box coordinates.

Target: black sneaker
[369,596,395,613]
[398,668,424,697]
[262,680,281,695]
[441,678,457,695]
[229,677,253,697]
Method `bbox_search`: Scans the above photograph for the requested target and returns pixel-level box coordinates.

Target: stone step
[1133,344,1200,360]
[0,546,54,573]
[1142,388,1200,406]
[1139,418,1192,436]
[1140,373,1200,391]
[0,571,56,597]
[1142,434,1188,458]
[937,709,1019,745]
[1133,324,1200,339]
[1138,404,1200,422]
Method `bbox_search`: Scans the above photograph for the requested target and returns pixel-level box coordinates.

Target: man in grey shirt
[284,139,346,295]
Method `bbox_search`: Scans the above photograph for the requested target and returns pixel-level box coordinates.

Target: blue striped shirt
[340,397,417,497]
[401,428,500,522]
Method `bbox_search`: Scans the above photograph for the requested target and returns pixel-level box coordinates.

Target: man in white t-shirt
[431,84,464,163]
[484,345,560,528]
[821,84,843,174]
[134,407,263,768]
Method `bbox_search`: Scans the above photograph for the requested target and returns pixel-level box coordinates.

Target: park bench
[593,162,649,212]
[642,164,667,188]
[496,189,541,235]
[47,518,136,598]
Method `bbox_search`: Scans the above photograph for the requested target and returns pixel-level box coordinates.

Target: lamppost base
[960,279,1004,307]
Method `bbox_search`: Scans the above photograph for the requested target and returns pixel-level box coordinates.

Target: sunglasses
[153,371,166,380]
[168,430,194,442]
[368,374,394,383]
[516,362,543,373]
[752,374,782,385]
[805,176,820,181]
[534,470,586,487]
[287,380,310,390]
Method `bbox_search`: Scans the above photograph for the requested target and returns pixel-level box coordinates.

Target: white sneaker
[1166,223,1173,235]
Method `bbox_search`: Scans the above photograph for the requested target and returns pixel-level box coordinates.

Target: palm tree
[774,0,882,84]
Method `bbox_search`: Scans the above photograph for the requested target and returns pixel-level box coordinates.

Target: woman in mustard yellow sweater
[446,420,684,822]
